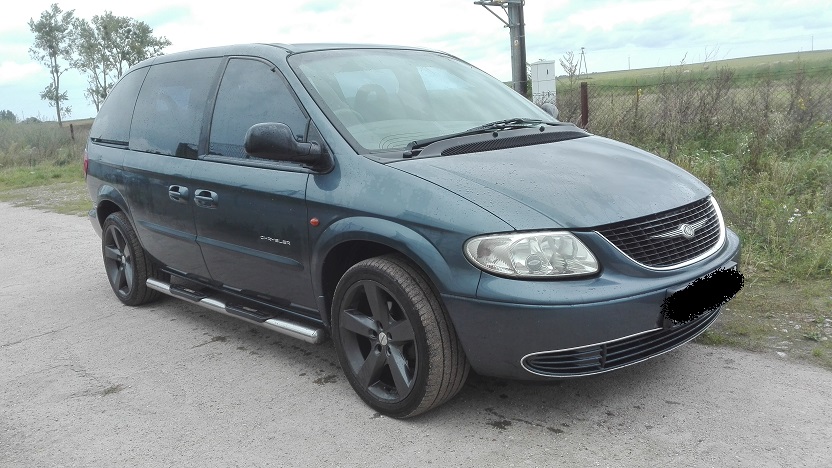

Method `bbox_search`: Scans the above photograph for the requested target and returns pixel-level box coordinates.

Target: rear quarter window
[130,58,221,157]
[89,67,149,144]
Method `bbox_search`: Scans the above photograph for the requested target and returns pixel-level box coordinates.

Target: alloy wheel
[103,224,134,297]
[338,279,418,402]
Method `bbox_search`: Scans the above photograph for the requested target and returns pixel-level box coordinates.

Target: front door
[191,57,317,310]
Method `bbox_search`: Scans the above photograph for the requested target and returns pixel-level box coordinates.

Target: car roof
[127,43,444,73]
[272,43,433,53]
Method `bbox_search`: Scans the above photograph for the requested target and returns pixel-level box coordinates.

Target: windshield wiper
[467,117,555,131]
[404,117,561,154]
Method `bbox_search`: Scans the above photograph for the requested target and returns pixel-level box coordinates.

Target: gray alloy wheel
[102,211,163,306]
[332,255,469,418]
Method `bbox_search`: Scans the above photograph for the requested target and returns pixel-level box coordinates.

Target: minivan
[85,43,743,418]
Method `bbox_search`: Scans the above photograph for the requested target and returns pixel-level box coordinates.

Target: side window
[89,67,149,144]
[209,58,308,159]
[130,58,221,157]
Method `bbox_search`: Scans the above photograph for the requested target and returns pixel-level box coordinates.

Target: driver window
[209,58,308,159]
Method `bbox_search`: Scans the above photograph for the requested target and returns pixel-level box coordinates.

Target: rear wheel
[332,255,469,418]
[102,211,163,306]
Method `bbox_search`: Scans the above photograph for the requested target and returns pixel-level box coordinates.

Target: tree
[71,17,109,112]
[29,3,75,126]
[109,16,170,78]
[559,51,579,87]
[72,12,170,110]
[0,110,17,122]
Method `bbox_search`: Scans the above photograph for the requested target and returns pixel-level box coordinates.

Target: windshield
[289,49,552,153]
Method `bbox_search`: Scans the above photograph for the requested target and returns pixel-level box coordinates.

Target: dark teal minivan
[85,43,743,417]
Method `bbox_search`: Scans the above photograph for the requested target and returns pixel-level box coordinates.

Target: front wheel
[332,255,469,418]
[101,211,163,306]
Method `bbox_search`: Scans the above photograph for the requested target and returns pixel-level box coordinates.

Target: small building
[530,60,557,105]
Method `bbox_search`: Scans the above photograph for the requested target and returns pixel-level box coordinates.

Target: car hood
[391,135,711,229]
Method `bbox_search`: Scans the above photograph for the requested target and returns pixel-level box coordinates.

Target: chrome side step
[146,278,327,344]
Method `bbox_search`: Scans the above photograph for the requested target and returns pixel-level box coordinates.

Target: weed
[803,331,822,342]
[696,330,739,347]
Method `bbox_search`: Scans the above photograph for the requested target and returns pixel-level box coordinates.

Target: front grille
[522,306,720,376]
[596,196,723,269]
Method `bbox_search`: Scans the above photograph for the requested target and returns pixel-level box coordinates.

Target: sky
[1,0,829,121]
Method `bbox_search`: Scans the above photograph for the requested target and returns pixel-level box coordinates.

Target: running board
[146,278,326,344]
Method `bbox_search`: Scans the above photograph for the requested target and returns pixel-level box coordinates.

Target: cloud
[732,2,832,31]
[137,5,194,28]
[300,0,340,13]
[0,61,43,85]
[551,1,686,31]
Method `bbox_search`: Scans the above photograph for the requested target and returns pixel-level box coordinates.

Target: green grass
[0,163,84,190]
[673,140,832,282]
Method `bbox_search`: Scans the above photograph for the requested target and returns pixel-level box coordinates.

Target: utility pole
[474,0,528,97]
[577,47,588,77]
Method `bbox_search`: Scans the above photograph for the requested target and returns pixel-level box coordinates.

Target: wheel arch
[311,217,463,328]
[94,185,130,228]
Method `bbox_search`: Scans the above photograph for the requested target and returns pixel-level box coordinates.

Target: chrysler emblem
[651,219,707,240]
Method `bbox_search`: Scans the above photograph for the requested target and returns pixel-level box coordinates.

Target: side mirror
[244,122,331,170]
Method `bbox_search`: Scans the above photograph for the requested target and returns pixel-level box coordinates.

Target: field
[577,49,832,86]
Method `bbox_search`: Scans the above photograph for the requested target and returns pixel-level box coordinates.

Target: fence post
[580,82,589,128]
[70,123,75,141]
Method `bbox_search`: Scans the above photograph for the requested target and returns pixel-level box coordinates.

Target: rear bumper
[443,229,741,380]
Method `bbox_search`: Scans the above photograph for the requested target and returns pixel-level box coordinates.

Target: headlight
[464,231,599,278]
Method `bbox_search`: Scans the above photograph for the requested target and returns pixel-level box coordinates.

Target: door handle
[194,189,218,208]
[168,185,189,203]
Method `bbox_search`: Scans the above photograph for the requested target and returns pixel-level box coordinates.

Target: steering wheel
[354,84,389,117]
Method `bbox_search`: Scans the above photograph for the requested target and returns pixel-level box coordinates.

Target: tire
[331,255,469,418]
[101,211,164,306]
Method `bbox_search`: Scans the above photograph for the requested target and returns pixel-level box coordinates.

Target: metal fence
[554,68,832,152]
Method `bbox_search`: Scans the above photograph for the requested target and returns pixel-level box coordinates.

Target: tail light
[83,147,89,178]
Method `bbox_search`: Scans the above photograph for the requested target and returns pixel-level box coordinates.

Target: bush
[0,110,17,122]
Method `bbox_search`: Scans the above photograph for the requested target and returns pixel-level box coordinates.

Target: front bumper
[443,228,742,380]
